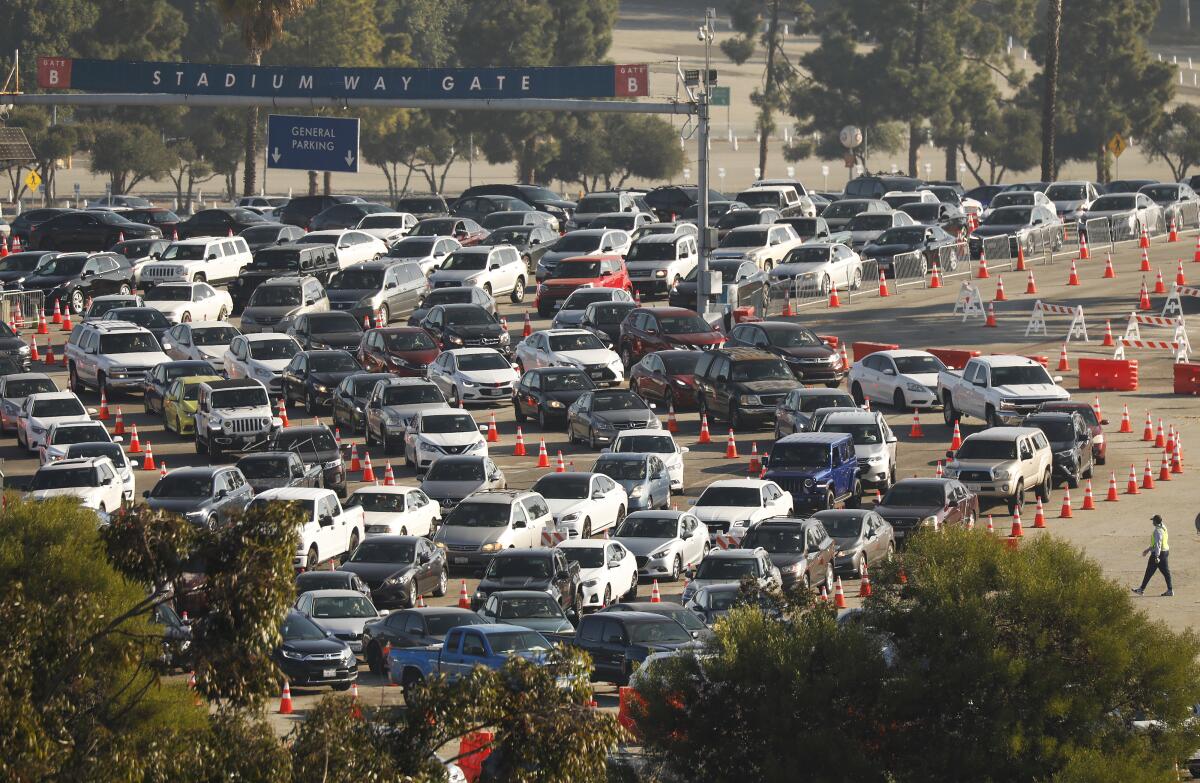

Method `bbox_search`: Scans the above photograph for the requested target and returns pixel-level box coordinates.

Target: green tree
[634,531,1200,782]
[544,114,686,192]
[720,0,813,178]
[1144,103,1200,181]
[960,99,1041,185]
[0,106,82,202]
[87,121,175,194]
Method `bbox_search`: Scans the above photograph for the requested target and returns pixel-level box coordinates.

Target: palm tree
[215,0,314,197]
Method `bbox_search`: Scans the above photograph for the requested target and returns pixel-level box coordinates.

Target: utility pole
[697,8,715,317]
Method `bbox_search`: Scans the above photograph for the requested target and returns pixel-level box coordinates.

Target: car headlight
[593,417,614,430]
[314,384,329,393]
[650,547,669,559]
[998,399,1017,410]
[654,269,667,278]
[460,379,476,387]
[920,515,939,528]
[281,649,303,660]
[499,332,510,345]
[630,485,645,497]
[31,424,47,435]
[1055,450,1076,462]
[993,469,1011,480]
[341,648,355,663]
[905,381,924,392]
[480,542,502,553]
[18,344,30,356]
[434,541,446,550]
[383,573,409,587]
[547,400,564,409]
[469,440,485,451]
[448,335,464,345]
[560,512,581,523]
[740,395,761,405]
[582,579,599,588]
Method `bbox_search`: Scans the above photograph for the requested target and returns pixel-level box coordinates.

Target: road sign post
[266,114,360,173]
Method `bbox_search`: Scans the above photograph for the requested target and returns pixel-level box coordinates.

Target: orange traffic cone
[977,247,990,279]
[383,462,395,486]
[839,343,850,371]
[858,563,872,597]
[522,312,532,338]
[43,342,53,365]
[1078,232,1090,260]
[1145,458,1158,488]
[782,291,794,316]
[1140,246,1152,272]
[1105,472,1120,501]
[1155,419,1166,448]
[361,452,376,482]
[1169,217,1179,242]
[458,580,471,609]
[1032,498,1047,529]
[833,577,848,608]
[113,407,124,436]
[1090,395,1102,424]
[986,515,995,534]
[1082,480,1096,510]
[28,338,38,362]
[1142,411,1155,441]
[909,409,924,438]
[1025,269,1038,295]
[1102,320,1115,347]
[1118,404,1132,433]
[61,310,72,331]
[1177,259,1187,286]
[1015,243,1027,271]
[128,424,141,453]
[1166,425,1176,454]
[949,421,962,451]
[1103,253,1116,279]
[555,451,566,472]
[1140,224,1150,249]
[667,401,678,433]
[930,261,942,288]
[159,461,168,478]
[278,680,293,714]
[984,301,998,328]
[1059,488,1073,518]
[1067,259,1081,286]
[486,412,499,443]
[818,586,828,603]
[536,437,550,467]
[828,282,841,308]
[724,429,738,459]
[994,275,1007,301]
[1159,450,1172,482]
[344,443,358,472]
[878,269,890,297]
[1154,269,1167,294]
[650,580,662,602]
[513,426,527,456]
[1056,342,1071,372]
[1010,511,1024,538]
[1125,464,1140,495]
[51,299,62,325]
[278,399,289,428]
[350,682,362,719]
[966,514,975,531]
[747,442,761,474]
[698,413,711,444]
[416,594,426,608]
[1173,439,1184,474]
[935,460,943,478]
[1194,233,1200,262]
[97,389,110,420]
[1138,278,1152,310]
[141,443,156,471]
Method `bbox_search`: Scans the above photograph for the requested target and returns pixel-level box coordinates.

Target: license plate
[454,556,469,564]
[588,371,604,379]
[895,530,906,539]
[483,388,501,396]
[323,669,336,678]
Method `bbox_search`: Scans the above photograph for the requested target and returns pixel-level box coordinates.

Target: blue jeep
[763,432,861,511]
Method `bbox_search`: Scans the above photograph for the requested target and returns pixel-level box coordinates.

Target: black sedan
[175,208,267,239]
[338,535,448,611]
[566,389,659,448]
[478,225,558,268]
[310,202,392,231]
[580,300,638,348]
[860,224,962,278]
[274,610,356,690]
[668,258,766,310]
[361,607,486,675]
[287,311,366,352]
[239,223,306,252]
[10,207,75,243]
[264,424,347,497]
[142,360,217,415]
[330,371,393,434]
[643,185,727,222]
[512,367,597,428]
[898,201,968,238]
[29,210,160,251]
[100,307,172,341]
[21,251,136,314]
[419,303,509,354]
[0,250,58,290]
[281,349,363,414]
[295,569,371,599]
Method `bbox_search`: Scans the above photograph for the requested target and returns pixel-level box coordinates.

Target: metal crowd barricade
[1171,201,1200,231]
[889,250,928,290]
[1023,225,1057,265]
[1107,210,1139,243]
[0,290,45,329]
[765,275,826,315]
[981,235,1012,271]
[935,240,969,278]
[1083,216,1114,253]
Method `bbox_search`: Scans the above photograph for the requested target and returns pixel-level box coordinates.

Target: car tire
[824,490,835,510]
[824,562,834,590]
[206,514,217,528]
[1036,471,1052,502]
[217,306,228,321]
[70,289,85,314]
[582,518,592,539]
[307,545,319,570]
[602,584,612,607]
[366,643,385,676]
[510,277,525,303]
[670,555,681,581]
[942,395,958,426]
[851,382,866,406]
[194,434,204,454]
[846,480,862,508]
[401,670,423,699]
[181,311,192,323]
[625,576,638,599]
[378,303,390,325]
[1008,481,1024,515]
[589,427,599,450]
[892,389,907,411]
[986,405,1003,429]
[433,567,448,597]
[406,581,418,608]
[69,364,81,395]
[119,283,131,295]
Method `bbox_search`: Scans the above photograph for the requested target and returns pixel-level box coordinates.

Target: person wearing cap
[1133,515,1172,596]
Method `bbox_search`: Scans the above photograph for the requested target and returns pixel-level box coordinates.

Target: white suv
[249,487,365,570]
[427,246,527,304]
[65,321,171,397]
[943,426,1054,513]
[223,333,302,395]
[193,378,282,459]
[139,236,252,286]
[817,410,899,490]
[29,456,125,513]
[625,233,699,298]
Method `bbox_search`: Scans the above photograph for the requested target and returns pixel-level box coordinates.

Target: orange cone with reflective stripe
[1010,511,1024,538]
[994,275,1007,301]
[1118,404,1132,433]
[1025,269,1038,294]
[555,451,566,472]
[909,409,924,438]
[949,421,962,451]
[458,580,470,609]
[1194,233,1200,262]
[833,577,848,608]
[513,426,527,456]
[984,302,997,328]
[1142,411,1155,441]
[1125,464,1140,495]
[1140,246,1152,271]
[1138,279,1153,310]
[828,282,841,308]
[348,443,360,472]
[1155,269,1167,294]
[930,261,942,288]
[747,442,761,474]
[61,310,71,331]
[667,401,678,433]
[28,338,38,362]
[1145,458,1157,488]
[43,342,53,365]
[1032,498,1046,528]
[1078,232,1090,260]
[1173,438,1184,474]
[278,680,293,714]
[1102,320,1115,347]
[486,412,499,443]
[878,269,890,297]
[858,563,872,597]
[1103,253,1116,279]
[1140,224,1150,249]
[37,310,48,335]
[1170,217,1179,242]
[522,312,532,337]
[986,515,995,534]
[113,407,124,436]
[128,424,141,453]
[1159,450,1172,482]
[536,437,550,467]
[159,460,168,478]
[1067,259,1081,286]
[97,389,110,420]
[1057,343,1071,372]
[724,429,738,459]
[141,443,156,471]
[1178,259,1188,286]
[650,580,661,602]
[698,413,711,443]
[51,299,61,325]
[1059,488,1073,518]
[277,399,289,428]
[1015,243,1027,271]
[361,452,376,482]
[1082,479,1096,510]
[1155,419,1166,448]
[383,462,395,486]
[1167,425,1176,454]
[1105,472,1120,501]
[977,247,990,279]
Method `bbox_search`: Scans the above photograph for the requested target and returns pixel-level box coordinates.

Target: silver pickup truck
[937,355,1069,429]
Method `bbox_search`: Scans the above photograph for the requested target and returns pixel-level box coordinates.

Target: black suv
[264,424,348,497]
[454,184,576,226]
[740,516,838,591]
[419,303,509,354]
[1022,411,1095,488]
[279,195,364,229]
[694,347,802,429]
[230,243,340,308]
[21,251,136,314]
[725,321,844,386]
[175,208,267,239]
[470,548,583,617]
[394,195,450,218]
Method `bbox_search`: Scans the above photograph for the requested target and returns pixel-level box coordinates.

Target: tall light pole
[696,8,715,316]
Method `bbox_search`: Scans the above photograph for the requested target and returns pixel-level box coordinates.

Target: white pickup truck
[249,486,365,570]
[709,224,803,272]
[937,355,1070,429]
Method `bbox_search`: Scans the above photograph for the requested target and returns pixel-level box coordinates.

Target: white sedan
[531,471,628,539]
[556,538,639,609]
[17,392,94,452]
[848,349,947,410]
[160,321,243,373]
[0,373,58,432]
[613,510,709,581]
[356,212,418,244]
[688,479,794,545]
[514,329,624,386]
[403,409,488,473]
[768,242,864,294]
[347,485,441,537]
[427,348,520,407]
[39,420,117,465]
[607,429,688,491]
[143,282,234,324]
[295,230,388,269]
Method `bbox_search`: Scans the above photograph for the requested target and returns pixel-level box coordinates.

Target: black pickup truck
[235,451,323,494]
[470,548,583,618]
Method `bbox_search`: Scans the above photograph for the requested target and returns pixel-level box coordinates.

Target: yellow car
[163,374,222,436]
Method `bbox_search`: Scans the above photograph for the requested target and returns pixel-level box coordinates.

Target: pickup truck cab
[943,427,1053,513]
[709,223,802,271]
[571,610,697,684]
[763,432,861,512]
[938,356,1069,428]
[388,623,557,695]
[249,486,365,570]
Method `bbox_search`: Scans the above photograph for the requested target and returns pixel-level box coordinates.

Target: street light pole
[696,8,715,316]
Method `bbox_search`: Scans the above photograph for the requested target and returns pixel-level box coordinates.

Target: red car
[535,255,632,317]
[628,349,704,409]
[1035,400,1108,465]
[618,306,725,366]
[356,326,441,376]
[412,217,488,246]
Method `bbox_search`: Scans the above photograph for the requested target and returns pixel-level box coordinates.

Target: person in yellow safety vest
[1132,514,1172,597]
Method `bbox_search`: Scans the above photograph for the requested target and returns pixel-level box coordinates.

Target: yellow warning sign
[1107,133,1128,158]
[23,170,42,191]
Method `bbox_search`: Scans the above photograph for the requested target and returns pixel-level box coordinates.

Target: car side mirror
[1052,375,1063,384]
[80,269,93,278]
[206,253,218,260]
[883,368,896,376]
[142,490,150,498]
[591,490,605,500]
[305,299,315,306]
[378,609,390,617]
[215,489,228,500]
[608,558,621,568]
[512,519,526,529]
[760,455,769,467]
[1100,418,1109,426]
[945,450,956,459]
[161,342,173,350]
[489,263,500,270]
[151,252,161,259]
[385,281,397,289]
[319,514,334,526]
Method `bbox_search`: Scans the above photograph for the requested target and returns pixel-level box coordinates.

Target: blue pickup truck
[387,623,559,693]
[763,432,861,512]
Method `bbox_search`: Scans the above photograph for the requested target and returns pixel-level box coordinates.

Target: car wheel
[217,306,228,321]
[670,556,681,581]
[69,364,81,395]
[1036,472,1052,502]
[986,405,1003,429]
[589,427,599,450]
[582,518,592,539]
[181,311,192,323]
[510,277,525,303]
[892,389,907,411]
[616,505,626,523]
[206,514,217,528]
[824,562,834,590]
[119,283,131,295]
[406,581,418,607]
[824,490,835,510]
[602,584,612,607]
[378,303,390,325]
[727,402,740,430]
[482,283,492,298]
[851,382,866,406]
[625,576,638,599]
[70,289,85,314]
[1008,481,1024,515]
[366,643,384,676]
[846,480,862,508]
[1067,468,1080,489]
[942,395,958,426]
[307,545,319,570]
[451,386,462,407]
[193,273,206,283]
[401,670,423,699]
[194,434,204,454]
[305,392,317,416]
[433,568,448,597]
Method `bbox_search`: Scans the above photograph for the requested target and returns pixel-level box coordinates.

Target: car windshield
[311,595,377,619]
[848,214,893,231]
[359,215,408,228]
[797,394,854,412]
[272,429,337,452]
[251,250,302,270]
[248,340,299,360]
[484,226,531,241]
[613,434,675,454]
[348,491,404,511]
[149,284,202,304]
[553,261,601,278]
[548,333,605,352]
[388,237,436,256]
[742,527,806,553]
[893,355,946,374]
[458,353,511,372]
[738,190,784,208]
[531,475,590,499]
[782,247,832,265]
[990,364,1053,385]
[34,255,86,276]
[824,201,869,218]
[307,313,361,333]
[595,458,647,480]
[956,438,1017,460]
[31,397,86,417]
[589,304,635,325]
[309,352,361,373]
[617,516,678,538]
[877,227,926,244]
[592,392,648,412]
[31,467,97,489]
[440,252,487,271]
[66,443,125,465]
[382,384,443,405]
[541,371,593,392]
[383,331,436,350]
[883,484,945,507]
[445,501,510,527]
[551,235,602,252]
[717,212,764,230]
[901,204,941,221]
[704,591,739,611]
[1089,195,1135,211]
[563,291,619,310]
[211,387,270,408]
[330,270,383,290]
[0,254,48,272]
[1140,185,1179,202]
[238,457,291,479]
[50,424,108,444]
[494,596,563,619]
[5,378,56,398]
[627,242,678,261]
[628,620,692,644]
[241,226,285,242]
[396,198,445,213]
[695,557,757,579]
[282,613,327,641]
[766,327,822,347]
[109,310,171,330]
[983,208,1032,226]
[177,383,202,401]
[88,298,138,317]
[769,442,830,467]
[248,286,302,307]
[658,352,702,373]
[731,359,793,382]
[822,421,883,444]
[350,376,388,396]
[488,631,551,654]
[192,326,239,346]
[424,289,475,306]
[423,414,477,433]
[696,486,761,507]
[348,540,415,564]
[485,556,552,579]
[444,308,494,326]
[783,219,820,235]
[161,244,211,261]
[97,333,159,354]
[577,196,622,213]
[719,229,768,248]
[1045,184,1086,200]
[1034,420,1076,442]
[426,460,484,481]
[816,515,867,539]
[151,473,211,498]
[659,315,711,334]
[296,572,353,593]
[991,193,1034,208]
[426,612,484,636]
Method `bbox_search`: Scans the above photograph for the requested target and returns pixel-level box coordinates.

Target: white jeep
[193,377,281,459]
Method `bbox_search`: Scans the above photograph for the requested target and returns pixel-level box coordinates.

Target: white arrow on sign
[271,148,281,164]
[344,150,355,168]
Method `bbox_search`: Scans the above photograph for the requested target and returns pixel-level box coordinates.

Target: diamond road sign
[266,114,360,173]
